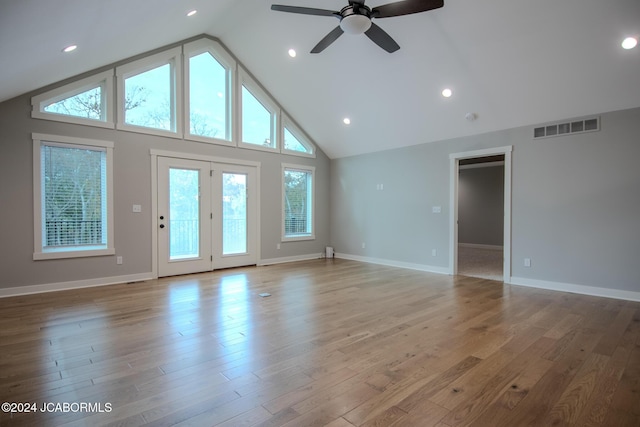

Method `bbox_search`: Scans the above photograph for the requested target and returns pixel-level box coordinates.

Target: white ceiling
[1,0,638,158]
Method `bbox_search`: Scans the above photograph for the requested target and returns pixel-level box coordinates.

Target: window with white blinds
[33,134,115,260]
[282,164,315,241]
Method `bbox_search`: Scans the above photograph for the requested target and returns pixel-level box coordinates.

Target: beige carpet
[457,245,503,281]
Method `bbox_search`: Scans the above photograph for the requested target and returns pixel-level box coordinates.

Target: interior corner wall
[330,107,640,294]
[458,165,504,247]
[0,95,330,291]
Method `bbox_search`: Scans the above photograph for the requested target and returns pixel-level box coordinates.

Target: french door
[157,157,257,277]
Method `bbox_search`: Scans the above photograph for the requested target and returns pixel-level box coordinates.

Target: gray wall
[331,107,640,292]
[458,165,504,247]
[0,92,330,290]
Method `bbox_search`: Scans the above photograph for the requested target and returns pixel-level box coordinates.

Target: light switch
[133,204,142,213]
[432,206,442,213]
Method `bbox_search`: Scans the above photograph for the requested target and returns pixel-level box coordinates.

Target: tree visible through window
[41,144,107,248]
[44,86,103,120]
[283,167,313,238]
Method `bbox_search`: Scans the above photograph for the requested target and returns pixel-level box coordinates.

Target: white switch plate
[432,249,437,257]
[524,258,531,267]
[432,206,442,213]
[132,204,142,213]
[117,256,123,265]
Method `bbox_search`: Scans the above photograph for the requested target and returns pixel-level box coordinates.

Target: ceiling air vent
[533,116,600,139]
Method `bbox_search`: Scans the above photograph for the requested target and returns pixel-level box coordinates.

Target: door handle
[159,224,165,229]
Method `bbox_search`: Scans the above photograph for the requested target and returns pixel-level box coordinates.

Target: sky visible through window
[189,52,227,140]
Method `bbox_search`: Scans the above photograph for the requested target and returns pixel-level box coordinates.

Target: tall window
[33,134,114,259]
[282,164,315,241]
[239,68,278,151]
[184,39,235,145]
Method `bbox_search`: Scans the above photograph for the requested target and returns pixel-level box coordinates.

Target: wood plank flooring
[0,259,639,426]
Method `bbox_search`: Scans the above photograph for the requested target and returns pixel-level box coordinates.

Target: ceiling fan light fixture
[340,14,372,35]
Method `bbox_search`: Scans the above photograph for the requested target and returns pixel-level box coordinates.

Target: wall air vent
[533,116,600,139]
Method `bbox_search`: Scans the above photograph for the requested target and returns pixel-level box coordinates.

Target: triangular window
[32,70,114,128]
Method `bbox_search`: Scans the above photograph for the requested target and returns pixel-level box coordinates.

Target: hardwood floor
[1,259,639,426]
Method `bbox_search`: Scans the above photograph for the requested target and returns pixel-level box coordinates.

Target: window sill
[34,247,115,260]
[282,234,315,242]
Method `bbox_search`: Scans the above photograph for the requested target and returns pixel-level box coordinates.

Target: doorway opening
[457,155,504,280]
[449,146,512,282]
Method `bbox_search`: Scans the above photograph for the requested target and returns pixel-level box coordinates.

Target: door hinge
[211,255,213,261]
[210,170,213,177]
[210,213,213,219]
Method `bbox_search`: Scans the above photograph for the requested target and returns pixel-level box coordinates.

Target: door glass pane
[222,173,247,255]
[169,168,200,260]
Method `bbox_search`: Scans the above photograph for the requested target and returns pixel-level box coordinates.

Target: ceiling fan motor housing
[339,5,372,35]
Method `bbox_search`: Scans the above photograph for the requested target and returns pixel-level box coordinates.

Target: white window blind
[41,143,107,249]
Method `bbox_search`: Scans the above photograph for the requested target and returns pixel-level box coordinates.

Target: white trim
[149,149,261,168]
[509,277,640,302]
[458,243,504,251]
[450,146,512,281]
[259,253,322,266]
[31,69,115,129]
[282,163,316,242]
[33,133,115,260]
[183,38,236,147]
[116,46,183,137]
[335,253,451,275]
[0,273,152,298]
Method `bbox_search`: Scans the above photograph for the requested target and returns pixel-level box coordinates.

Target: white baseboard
[335,253,450,275]
[0,273,153,298]
[259,253,323,266]
[459,243,504,251]
[509,276,640,302]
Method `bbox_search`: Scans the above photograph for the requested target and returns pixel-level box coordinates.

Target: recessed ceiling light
[343,118,351,125]
[622,36,637,50]
[288,48,297,58]
[187,10,197,17]
[62,45,77,53]
[442,88,453,98]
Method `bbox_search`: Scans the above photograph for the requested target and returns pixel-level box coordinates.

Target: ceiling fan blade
[271,5,338,17]
[364,23,400,53]
[311,26,344,53]
[372,0,443,18]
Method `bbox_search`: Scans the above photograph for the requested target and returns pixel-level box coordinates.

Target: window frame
[31,70,115,128]
[281,163,315,242]
[116,47,182,138]
[238,66,279,153]
[281,113,316,158]
[33,133,115,260]
[184,39,236,147]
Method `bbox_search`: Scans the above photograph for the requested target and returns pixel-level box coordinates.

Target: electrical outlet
[432,249,437,257]
[524,258,531,267]
[132,204,141,213]
[117,256,123,265]
[276,243,281,250]
[362,243,366,249]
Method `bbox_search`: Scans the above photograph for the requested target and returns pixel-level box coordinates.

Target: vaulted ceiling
[1,0,638,158]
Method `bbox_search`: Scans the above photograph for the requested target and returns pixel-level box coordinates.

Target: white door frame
[150,149,261,279]
[449,146,512,281]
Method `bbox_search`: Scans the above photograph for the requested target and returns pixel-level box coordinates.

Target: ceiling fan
[271,0,444,53]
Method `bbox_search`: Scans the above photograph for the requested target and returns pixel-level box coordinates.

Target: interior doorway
[457,155,504,280]
[449,146,512,282]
